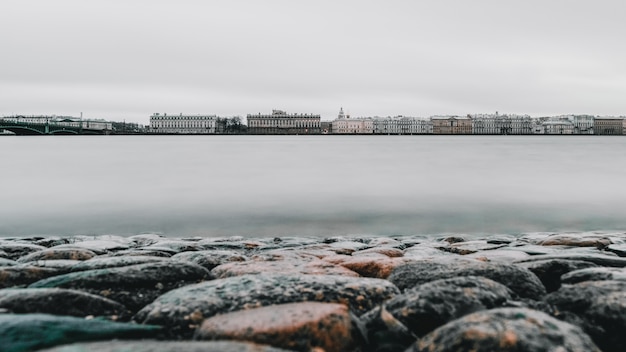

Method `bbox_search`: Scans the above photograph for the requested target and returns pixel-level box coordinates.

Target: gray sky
[1,0,625,123]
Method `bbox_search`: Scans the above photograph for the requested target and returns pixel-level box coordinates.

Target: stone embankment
[1,232,625,351]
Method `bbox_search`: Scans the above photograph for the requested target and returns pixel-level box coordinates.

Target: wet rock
[0,258,17,266]
[29,261,213,312]
[134,274,399,338]
[535,234,611,248]
[606,243,626,257]
[171,250,247,271]
[0,242,47,260]
[464,249,530,263]
[16,248,97,263]
[25,260,82,274]
[438,240,507,255]
[354,246,404,257]
[211,255,359,278]
[366,237,406,249]
[544,280,626,352]
[195,302,358,352]
[514,252,626,267]
[0,313,161,352]
[0,265,60,288]
[0,288,130,319]
[561,267,626,284]
[33,237,74,248]
[362,276,513,351]
[516,259,599,292]
[139,240,203,254]
[388,259,546,299]
[324,255,413,279]
[39,340,295,352]
[127,233,166,247]
[52,236,130,255]
[403,246,448,260]
[408,308,600,352]
[327,240,371,254]
[105,249,173,258]
[70,256,168,272]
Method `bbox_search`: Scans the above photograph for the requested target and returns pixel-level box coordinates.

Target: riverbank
[1,232,625,351]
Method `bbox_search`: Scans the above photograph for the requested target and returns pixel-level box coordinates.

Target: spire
[338,107,345,119]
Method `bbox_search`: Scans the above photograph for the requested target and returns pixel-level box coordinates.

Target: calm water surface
[1,135,625,237]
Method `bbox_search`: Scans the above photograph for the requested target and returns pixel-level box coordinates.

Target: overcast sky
[1,0,625,123]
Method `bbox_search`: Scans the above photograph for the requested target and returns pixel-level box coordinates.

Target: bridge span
[0,119,111,135]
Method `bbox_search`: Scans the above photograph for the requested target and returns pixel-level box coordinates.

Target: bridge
[0,119,110,135]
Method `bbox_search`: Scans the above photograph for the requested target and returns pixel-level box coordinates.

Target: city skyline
[2,0,626,124]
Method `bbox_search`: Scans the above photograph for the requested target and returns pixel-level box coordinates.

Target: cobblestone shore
[1,232,625,351]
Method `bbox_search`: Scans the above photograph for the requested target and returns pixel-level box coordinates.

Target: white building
[509,114,533,135]
[470,113,532,135]
[150,113,216,134]
[371,116,431,134]
[569,115,594,134]
[331,108,373,134]
[543,117,574,134]
[247,110,321,134]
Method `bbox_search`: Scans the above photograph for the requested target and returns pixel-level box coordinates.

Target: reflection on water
[1,135,625,237]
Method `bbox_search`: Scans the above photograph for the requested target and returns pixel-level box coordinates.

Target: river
[1,135,625,237]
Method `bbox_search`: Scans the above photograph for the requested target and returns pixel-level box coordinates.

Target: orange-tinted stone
[195,302,357,352]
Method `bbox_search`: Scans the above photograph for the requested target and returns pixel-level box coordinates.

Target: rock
[211,256,359,278]
[464,249,530,263]
[535,234,611,248]
[0,265,60,288]
[140,240,203,254]
[0,242,47,260]
[388,259,546,299]
[323,255,413,279]
[407,308,600,352]
[70,256,168,272]
[38,340,295,352]
[516,259,599,292]
[16,248,97,263]
[127,233,166,247]
[0,258,17,267]
[354,246,404,257]
[105,249,172,258]
[514,252,626,267]
[52,241,129,255]
[366,237,406,249]
[606,243,626,257]
[0,288,130,319]
[195,302,358,352]
[362,276,513,351]
[0,314,161,352]
[29,262,213,312]
[134,274,400,338]
[438,240,507,255]
[20,260,81,275]
[561,267,626,284]
[544,280,626,352]
[171,250,247,271]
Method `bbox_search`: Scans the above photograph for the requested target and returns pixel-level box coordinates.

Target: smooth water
[1,135,625,237]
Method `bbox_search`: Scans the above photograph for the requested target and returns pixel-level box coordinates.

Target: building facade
[431,116,472,134]
[150,113,216,134]
[594,117,623,135]
[331,108,373,134]
[247,110,321,134]
[543,118,574,134]
[570,115,594,134]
